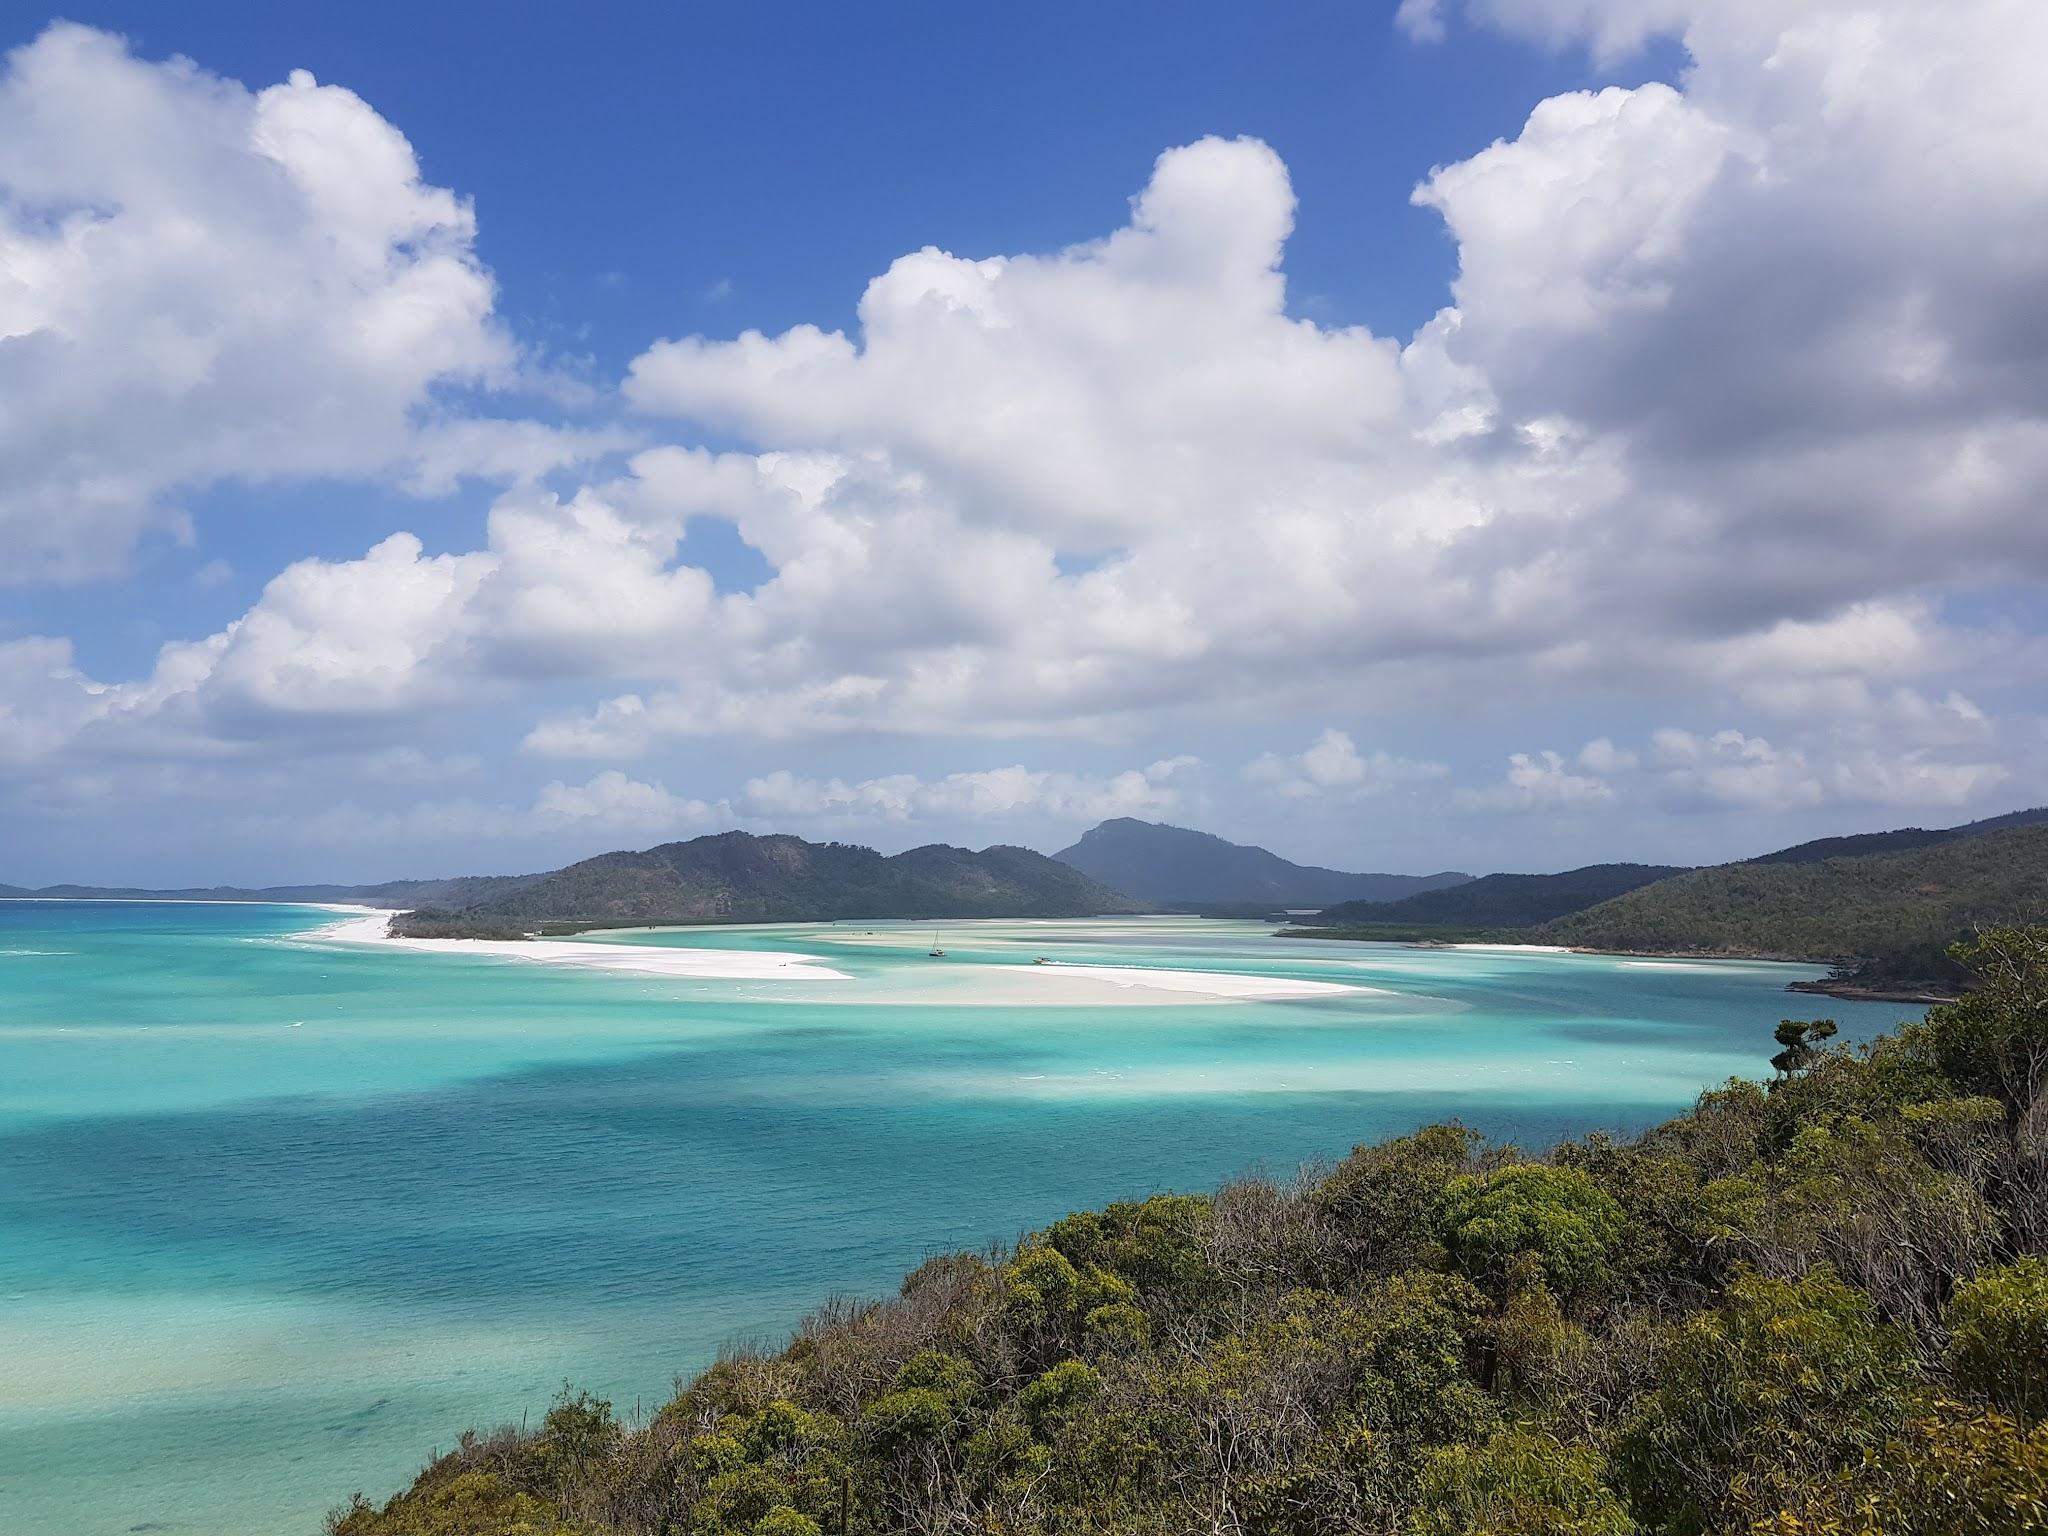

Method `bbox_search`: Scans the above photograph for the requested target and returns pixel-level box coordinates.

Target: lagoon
[0,902,1909,1536]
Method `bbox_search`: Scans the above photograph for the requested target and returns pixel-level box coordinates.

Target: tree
[1614,1269,1920,1535]
[1922,928,2048,1121]
[1439,1164,1625,1303]
[1771,1019,1839,1079]
[1948,1258,2048,1426]
[1415,1427,1636,1536]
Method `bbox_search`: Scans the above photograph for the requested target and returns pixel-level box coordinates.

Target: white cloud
[743,757,1197,826]
[1395,0,1449,43]
[4,4,2048,871]
[1244,729,1447,799]
[1461,748,1616,811]
[0,24,603,585]
[1577,737,1636,774]
[1827,754,2008,810]
[1649,728,1823,811]
[533,770,724,834]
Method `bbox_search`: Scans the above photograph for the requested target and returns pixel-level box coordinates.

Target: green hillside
[1312,862,1687,930]
[330,930,2048,1536]
[1743,805,2048,866]
[1542,823,2048,987]
[396,831,1142,933]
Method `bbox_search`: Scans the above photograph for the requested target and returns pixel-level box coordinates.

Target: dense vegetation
[1309,863,1687,931]
[331,930,2048,1536]
[1746,805,2048,867]
[395,832,1142,932]
[1542,824,2048,990]
[1052,818,1469,911]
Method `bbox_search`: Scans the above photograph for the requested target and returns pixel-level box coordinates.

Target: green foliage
[1920,927,2048,1117]
[1948,1258,2048,1425]
[1771,1019,1839,1077]
[1614,1269,1922,1535]
[531,1389,621,1491]
[857,1387,961,1452]
[328,929,2048,1536]
[411,829,1145,928]
[1540,824,2048,984]
[326,1472,592,1536]
[1016,1359,1101,1435]
[1314,862,1688,931]
[1316,1122,1477,1277]
[1440,1164,1625,1301]
[1415,1427,1636,1536]
[1754,1398,2048,1535]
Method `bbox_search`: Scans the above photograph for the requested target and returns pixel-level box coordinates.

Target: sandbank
[306,910,853,982]
[981,961,1365,1001]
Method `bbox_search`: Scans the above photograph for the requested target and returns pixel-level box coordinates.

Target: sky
[2,0,2045,886]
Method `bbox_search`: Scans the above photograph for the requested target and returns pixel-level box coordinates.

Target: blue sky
[1,2,2044,885]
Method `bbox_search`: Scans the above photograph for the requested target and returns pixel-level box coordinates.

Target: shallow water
[0,902,1912,1535]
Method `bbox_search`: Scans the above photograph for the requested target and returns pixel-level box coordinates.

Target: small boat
[927,928,946,957]
[1033,956,1051,965]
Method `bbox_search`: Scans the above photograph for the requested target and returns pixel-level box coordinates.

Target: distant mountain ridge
[1052,818,1469,910]
[396,830,1142,933]
[0,874,537,907]
[1312,862,1688,929]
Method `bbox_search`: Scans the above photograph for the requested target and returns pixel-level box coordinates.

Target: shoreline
[0,896,400,907]
[306,909,856,982]
[307,912,1368,1002]
[1286,927,1954,1001]
[1787,978,1958,1004]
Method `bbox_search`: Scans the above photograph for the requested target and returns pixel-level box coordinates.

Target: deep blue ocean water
[0,903,1911,1535]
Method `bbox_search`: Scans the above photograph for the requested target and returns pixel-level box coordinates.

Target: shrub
[1440,1164,1625,1302]
[1948,1257,2048,1425]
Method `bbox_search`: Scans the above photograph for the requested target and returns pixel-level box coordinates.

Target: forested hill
[396,831,1143,932]
[1743,804,2048,866]
[331,929,2048,1536]
[1053,817,1469,910]
[1313,862,1687,929]
[1541,822,2048,985]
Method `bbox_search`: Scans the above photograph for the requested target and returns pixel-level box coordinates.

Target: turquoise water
[0,902,1911,1536]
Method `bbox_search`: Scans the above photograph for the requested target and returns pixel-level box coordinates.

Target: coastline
[306,909,856,982]
[1284,927,1958,1002]
[307,911,1367,1002]
[1786,978,1958,1004]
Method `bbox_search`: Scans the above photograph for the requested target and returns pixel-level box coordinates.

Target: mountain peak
[1053,818,1469,911]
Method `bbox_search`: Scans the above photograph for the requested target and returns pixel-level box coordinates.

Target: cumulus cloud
[1644,723,2012,813]
[0,24,605,584]
[3,3,2047,871]
[1461,748,1617,811]
[1577,738,1637,775]
[1244,729,1447,799]
[742,757,1197,826]
[534,770,724,834]
[1648,728,1823,811]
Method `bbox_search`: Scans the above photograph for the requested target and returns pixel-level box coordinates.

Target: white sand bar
[982,962,1363,1000]
[309,911,852,981]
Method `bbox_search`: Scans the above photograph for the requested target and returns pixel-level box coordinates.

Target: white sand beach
[982,962,1365,1001]
[304,910,1363,1003]
[306,909,855,982]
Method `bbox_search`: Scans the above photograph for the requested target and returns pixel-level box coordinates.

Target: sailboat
[927,928,946,957]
